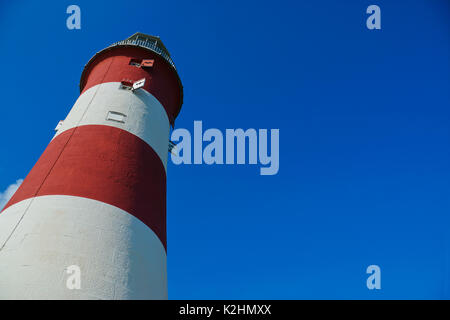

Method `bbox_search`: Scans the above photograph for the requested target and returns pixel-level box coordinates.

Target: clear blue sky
[0,0,449,299]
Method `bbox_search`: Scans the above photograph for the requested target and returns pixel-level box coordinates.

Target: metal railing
[108,39,176,70]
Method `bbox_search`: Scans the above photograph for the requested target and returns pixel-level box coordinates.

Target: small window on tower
[106,111,127,123]
[120,84,132,90]
[141,59,154,68]
[120,79,133,90]
[129,58,141,67]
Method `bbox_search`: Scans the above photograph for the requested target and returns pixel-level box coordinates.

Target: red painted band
[2,125,167,250]
[80,46,182,125]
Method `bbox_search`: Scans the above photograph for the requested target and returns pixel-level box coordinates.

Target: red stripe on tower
[3,126,168,249]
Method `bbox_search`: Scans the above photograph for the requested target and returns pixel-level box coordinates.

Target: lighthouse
[0,33,183,299]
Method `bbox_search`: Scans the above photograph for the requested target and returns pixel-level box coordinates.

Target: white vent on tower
[106,111,127,123]
[132,78,146,92]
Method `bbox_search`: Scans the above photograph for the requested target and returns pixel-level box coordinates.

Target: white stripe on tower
[0,33,183,299]
[0,196,167,299]
[54,82,170,170]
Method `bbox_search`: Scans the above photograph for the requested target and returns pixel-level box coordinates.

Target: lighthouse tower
[0,33,183,299]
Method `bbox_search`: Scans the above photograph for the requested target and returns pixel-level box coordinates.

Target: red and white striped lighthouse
[0,33,183,299]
